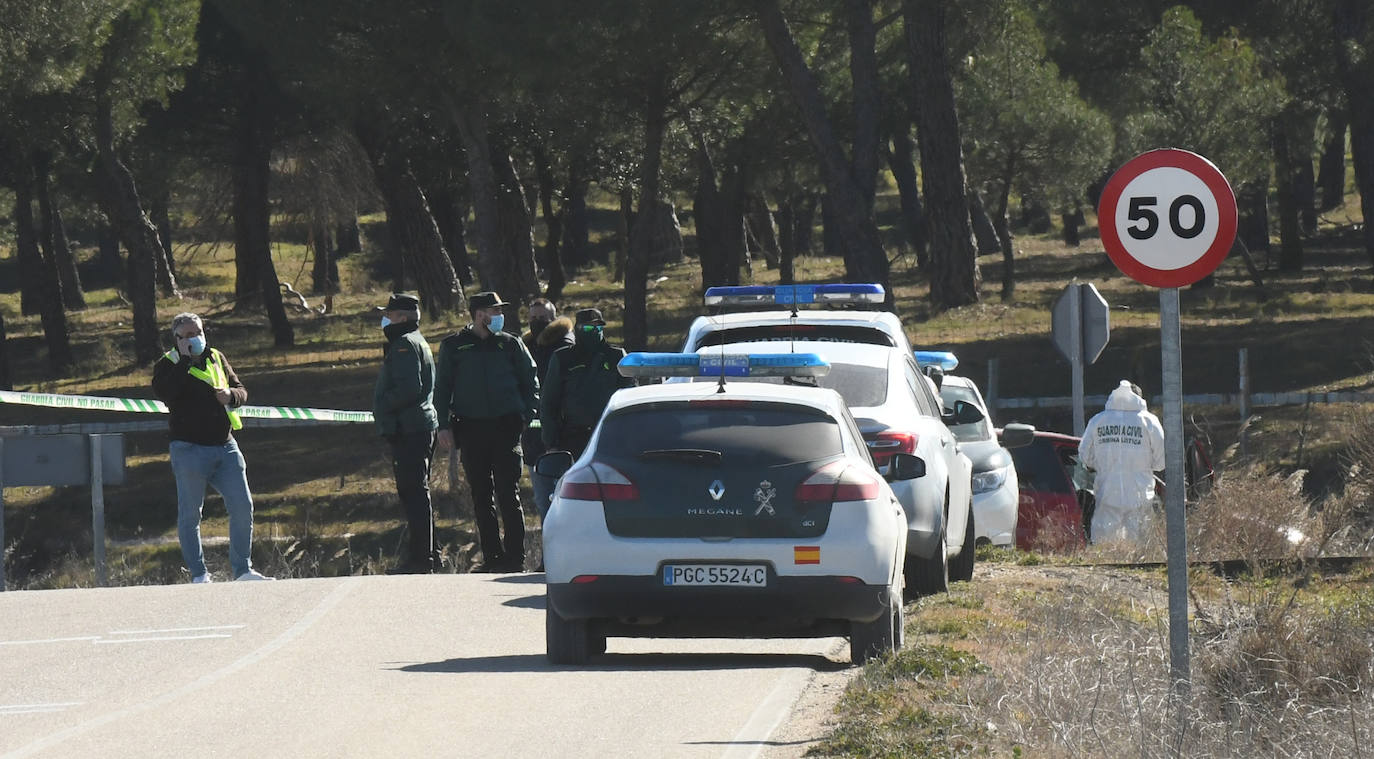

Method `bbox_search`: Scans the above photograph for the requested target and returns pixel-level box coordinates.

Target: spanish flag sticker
[794,546,820,565]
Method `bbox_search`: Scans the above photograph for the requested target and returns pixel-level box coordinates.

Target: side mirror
[889,453,926,481]
[999,423,1035,449]
[535,450,574,479]
[943,399,985,426]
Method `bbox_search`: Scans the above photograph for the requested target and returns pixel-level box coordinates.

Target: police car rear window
[597,402,843,466]
[694,325,895,348]
[689,362,887,408]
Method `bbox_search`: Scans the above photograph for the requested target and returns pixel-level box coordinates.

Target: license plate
[663,564,768,587]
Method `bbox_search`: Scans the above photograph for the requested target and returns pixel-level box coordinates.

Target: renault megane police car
[538,352,910,666]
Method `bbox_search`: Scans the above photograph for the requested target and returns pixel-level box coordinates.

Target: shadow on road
[392,651,849,674]
[490,573,547,584]
[499,594,546,609]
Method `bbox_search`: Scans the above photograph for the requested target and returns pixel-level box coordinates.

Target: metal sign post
[1098,148,1238,702]
[0,437,6,593]
[91,435,107,587]
[1159,288,1189,695]
[1052,282,1110,435]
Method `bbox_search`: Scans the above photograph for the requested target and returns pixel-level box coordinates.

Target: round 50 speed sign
[1098,148,1237,288]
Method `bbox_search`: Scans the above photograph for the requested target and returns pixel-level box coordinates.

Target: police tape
[0,389,375,424]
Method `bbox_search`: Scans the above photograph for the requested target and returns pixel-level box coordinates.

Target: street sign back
[1052,283,1109,364]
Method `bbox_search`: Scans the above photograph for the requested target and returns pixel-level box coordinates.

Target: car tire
[906,497,949,597]
[546,605,593,665]
[850,585,900,665]
[949,501,976,583]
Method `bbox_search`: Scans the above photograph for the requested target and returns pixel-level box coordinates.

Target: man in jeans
[152,312,271,583]
[434,292,539,572]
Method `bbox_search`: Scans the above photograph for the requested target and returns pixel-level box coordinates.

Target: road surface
[0,574,849,758]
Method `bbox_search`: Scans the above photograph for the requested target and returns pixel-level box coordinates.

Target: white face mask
[488,314,505,333]
[380,316,392,329]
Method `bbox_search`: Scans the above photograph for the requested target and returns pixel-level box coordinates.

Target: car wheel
[949,501,976,583]
[906,498,949,598]
[850,584,900,665]
[546,605,593,665]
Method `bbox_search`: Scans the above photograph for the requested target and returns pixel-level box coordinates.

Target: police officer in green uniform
[540,308,634,458]
[434,292,539,573]
[373,293,441,573]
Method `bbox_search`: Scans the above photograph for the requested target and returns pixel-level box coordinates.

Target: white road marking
[720,667,812,759]
[0,637,100,647]
[0,704,82,716]
[94,634,232,644]
[5,577,360,758]
[107,625,245,635]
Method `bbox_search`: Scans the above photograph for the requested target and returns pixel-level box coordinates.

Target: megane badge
[708,480,725,501]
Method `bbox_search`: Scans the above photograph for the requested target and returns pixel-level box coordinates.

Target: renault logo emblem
[708,480,725,501]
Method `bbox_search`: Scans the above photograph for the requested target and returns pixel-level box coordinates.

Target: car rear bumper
[547,574,891,630]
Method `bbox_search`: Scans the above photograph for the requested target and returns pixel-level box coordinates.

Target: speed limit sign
[1098,148,1237,288]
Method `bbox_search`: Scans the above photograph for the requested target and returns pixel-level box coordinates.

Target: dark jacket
[523,317,575,385]
[540,339,633,448]
[152,345,247,446]
[373,320,438,437]
[434,325,539,428]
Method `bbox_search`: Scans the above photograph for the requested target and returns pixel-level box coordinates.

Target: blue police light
[914,350,959,372]
[703,283,885,306]
[618,352,830,378]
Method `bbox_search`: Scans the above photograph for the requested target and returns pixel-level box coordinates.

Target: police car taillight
[865,431,919,467]
[558,462,640,502]
[703,283,885,307]
[795,460,881,504]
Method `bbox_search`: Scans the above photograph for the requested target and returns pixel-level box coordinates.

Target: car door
[903,359,972,547]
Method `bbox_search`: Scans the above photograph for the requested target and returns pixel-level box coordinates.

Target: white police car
[682,284,913,354]
[537,352,910,666]
[917,351,1035,548]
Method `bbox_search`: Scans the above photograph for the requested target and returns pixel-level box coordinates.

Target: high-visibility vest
[163,347,243,430]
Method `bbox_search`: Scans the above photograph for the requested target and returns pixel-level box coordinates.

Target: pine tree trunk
[232,64,293,346]
[427,187,475,286]
[492,147,540,317]
[1274,112,1305,272]
[794,195,817,255]
[562,168,591,269]
[693,133,729,289]
[847,0,880,206]
[34,155,86,311]
[0,314,10,391]
[615,187,632,283]
[1336,0,1374,267]
[1317,109,1348,211]
[758,0,889,302]
[1295,112,1318,234]
[309,213,336,296]
[448,98,522,301]
[1238,177,1272,266]
[776,194,797,285]
[149,189,180,297]
[94,70,160,362]
[968,190,1002,255]
[1062,209,1082,247]
[371,159,464,317]
[335,218,361,255]
[888,127,928,267]
[15,179,73,373]
[16,189,43,317]
[904,0,979,309]
[531,147,567,303]
[993,178,1015,302]
[625,75,668,351]
[98,224,122,283]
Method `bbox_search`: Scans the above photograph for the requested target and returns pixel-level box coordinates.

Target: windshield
[694,324,895,348]
[939,383,993,442]
[689,362,888,408]
[597,402,843,467]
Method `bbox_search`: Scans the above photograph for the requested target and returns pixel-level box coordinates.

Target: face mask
[187,336,207,356]
[488,314,505,333]
[530,318,551,336]
[380,316,392,329]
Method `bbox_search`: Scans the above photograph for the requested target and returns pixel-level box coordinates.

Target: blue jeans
[170,439,255,577]
[528,464,555,521]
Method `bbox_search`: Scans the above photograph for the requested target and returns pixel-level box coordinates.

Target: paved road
[0,575,848,758]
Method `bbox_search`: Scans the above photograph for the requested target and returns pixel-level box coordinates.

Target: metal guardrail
[995,391,1374,411]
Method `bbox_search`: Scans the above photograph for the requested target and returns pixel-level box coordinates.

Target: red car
[1007,431,1091,552]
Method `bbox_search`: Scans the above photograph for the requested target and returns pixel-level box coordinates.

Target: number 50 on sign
[1098,148,1238,288]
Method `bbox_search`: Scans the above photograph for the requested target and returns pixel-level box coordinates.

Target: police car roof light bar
[618,352,831,379]
[914,350,959,372]
[703,283,885,308]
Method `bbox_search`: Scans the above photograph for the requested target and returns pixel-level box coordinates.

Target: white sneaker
[234,570,274,581]
[192,573,213,584]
